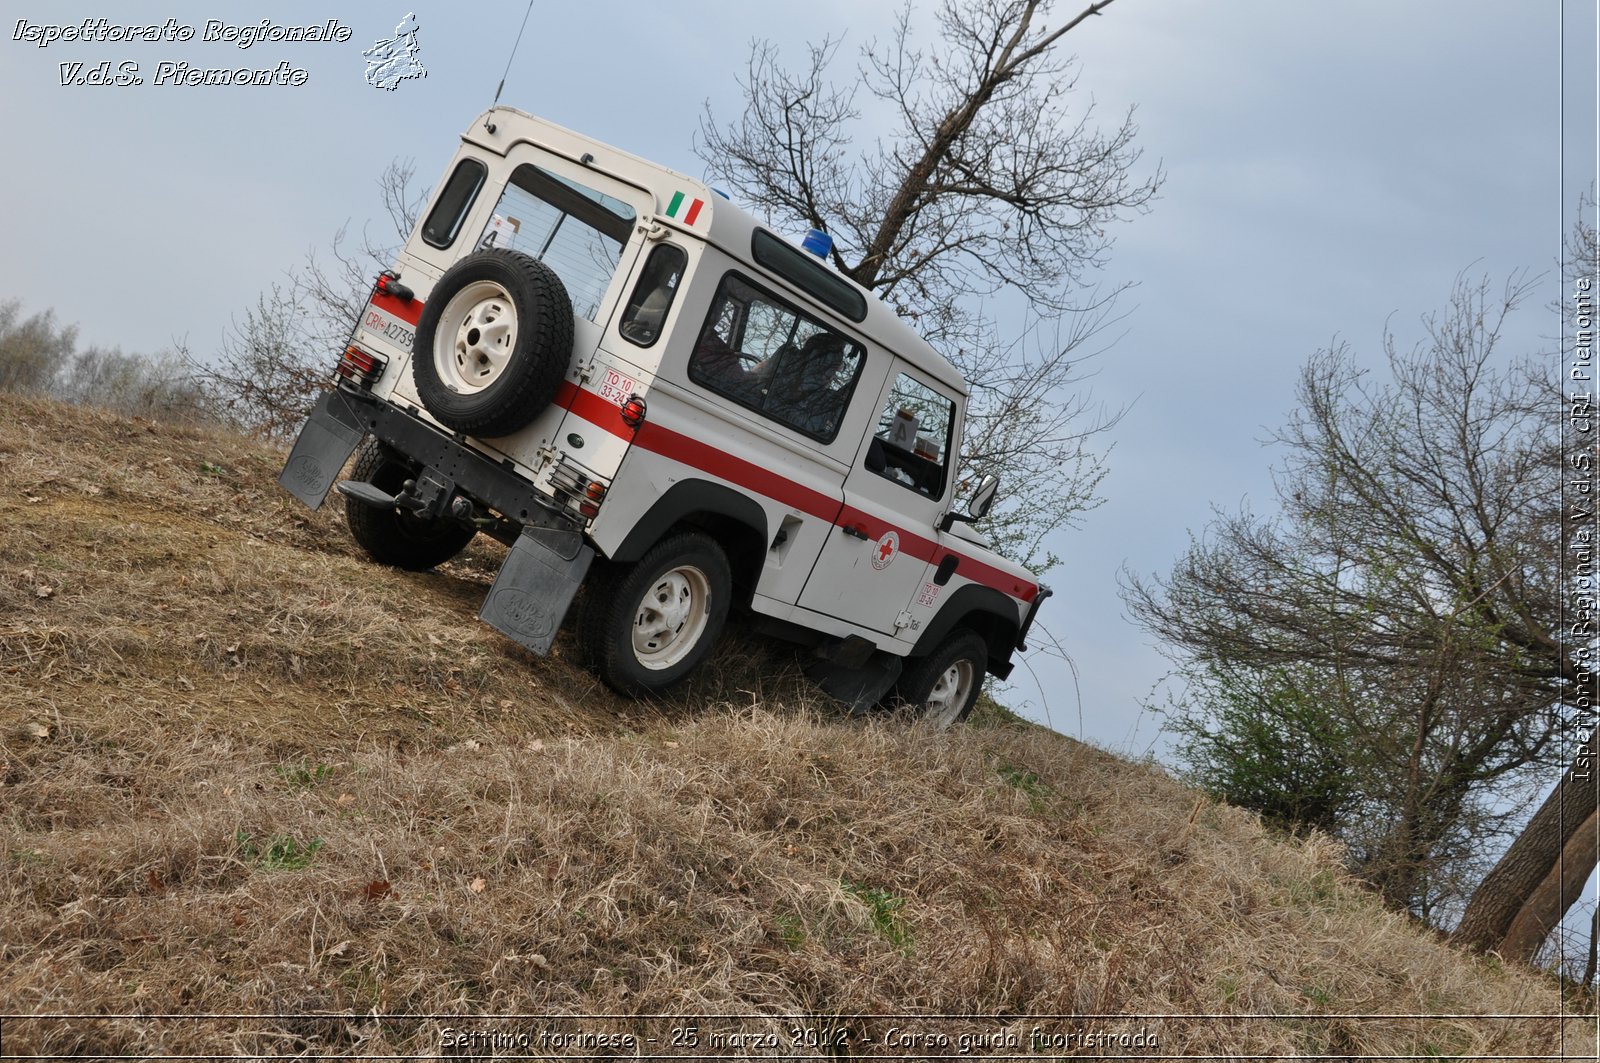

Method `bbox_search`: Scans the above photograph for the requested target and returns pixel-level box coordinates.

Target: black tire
[890,629,988,728]
[411,249,574,438]
[578,533,732,697]
[345,441,476,570]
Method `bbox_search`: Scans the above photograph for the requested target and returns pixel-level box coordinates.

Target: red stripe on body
[683,198,704,225]
[370,289,423,326]
[625,418,1037,603]
[837,505,1038,603]
[554,380,634,434]
[634,421,845,524]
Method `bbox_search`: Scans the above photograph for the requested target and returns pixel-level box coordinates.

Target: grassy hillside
[0,395,1587,1059]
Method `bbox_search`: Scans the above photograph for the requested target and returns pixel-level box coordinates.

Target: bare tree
[697,0,1161,569]
[0,298,216,424]
[0,300,76,395]
[1451,197,1599,962]
[297,158,426,352]
[1125,273,1588,945]
[190,160,426,441]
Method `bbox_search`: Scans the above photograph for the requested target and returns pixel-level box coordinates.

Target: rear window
[619,243,687,348]
[420,158,487,248]
[474,164,637,321]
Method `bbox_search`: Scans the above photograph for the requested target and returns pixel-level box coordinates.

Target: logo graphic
[284,454,326,490]
[871,530,900,571]
[363,13,425,91]
[487,588,554,641]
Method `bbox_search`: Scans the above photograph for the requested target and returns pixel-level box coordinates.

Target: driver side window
[866,373,955,500]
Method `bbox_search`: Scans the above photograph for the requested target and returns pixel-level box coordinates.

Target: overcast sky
[2,1,1594,755]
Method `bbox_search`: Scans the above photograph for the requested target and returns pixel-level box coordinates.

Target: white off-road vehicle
[280,107,1049,724]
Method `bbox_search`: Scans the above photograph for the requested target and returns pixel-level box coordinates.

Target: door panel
[798,367,958,636]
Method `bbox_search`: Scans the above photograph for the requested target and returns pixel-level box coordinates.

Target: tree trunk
[1499,808,1599,964]
[1454,727,1599,957]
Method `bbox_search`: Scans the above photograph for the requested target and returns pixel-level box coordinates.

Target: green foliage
[273,759,334,791]
[1164,663,1359,835]
[235,830,325,871]
[842,880,909,949]
[774,913,807,950]
[995,761,1054,805]
[1128,272,1578,929]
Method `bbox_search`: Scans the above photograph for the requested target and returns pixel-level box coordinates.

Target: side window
[420,158,487,248]
[867,374,955,499]
[618,244,687,348]
[688,274,865,443]
[473,163,637,321]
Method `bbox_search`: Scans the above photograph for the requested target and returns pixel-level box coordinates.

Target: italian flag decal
[665,190,704,226]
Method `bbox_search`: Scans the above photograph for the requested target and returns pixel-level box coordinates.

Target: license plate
[363,306,416,350]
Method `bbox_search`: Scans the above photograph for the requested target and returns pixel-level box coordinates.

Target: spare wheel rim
[434,280,519,394]
[632,565,712,670]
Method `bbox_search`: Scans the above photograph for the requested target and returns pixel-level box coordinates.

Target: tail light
[375,271,414,302]
[549,453,610,523]
[337,344,388,388]
[620,394,647,428]
[578,480,608,519]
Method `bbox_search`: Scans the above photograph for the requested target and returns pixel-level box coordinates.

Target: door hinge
[894,610,918,631]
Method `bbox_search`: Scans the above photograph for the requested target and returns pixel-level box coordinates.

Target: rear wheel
[344,441,476,570]
[891,629,987,728]
[579,533,732,697]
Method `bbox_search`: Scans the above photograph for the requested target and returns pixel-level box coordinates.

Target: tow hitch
[335,467,456,519]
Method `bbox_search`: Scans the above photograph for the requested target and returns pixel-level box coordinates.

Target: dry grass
[0,395,1589,1058]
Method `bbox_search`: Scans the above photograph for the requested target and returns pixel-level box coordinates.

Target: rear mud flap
[277,390,368,509]
[480,526,594,656]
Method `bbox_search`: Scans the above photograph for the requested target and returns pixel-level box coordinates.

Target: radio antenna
[490,0,537,116]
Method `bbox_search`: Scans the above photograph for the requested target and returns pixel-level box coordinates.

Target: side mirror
[940,473,1000,531]
[968,474,999,521]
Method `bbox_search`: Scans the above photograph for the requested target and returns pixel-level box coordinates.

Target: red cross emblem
[871,530,900,571]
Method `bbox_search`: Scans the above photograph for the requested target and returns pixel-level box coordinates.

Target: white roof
[464,107,967,394]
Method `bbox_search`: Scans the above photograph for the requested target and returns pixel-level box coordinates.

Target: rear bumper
[282,385,579,531]
[277,386,593,655]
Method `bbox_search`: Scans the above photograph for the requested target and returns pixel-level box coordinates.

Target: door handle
[839,523,870,541]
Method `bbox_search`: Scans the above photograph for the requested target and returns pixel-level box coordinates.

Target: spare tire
[411,249,574,438]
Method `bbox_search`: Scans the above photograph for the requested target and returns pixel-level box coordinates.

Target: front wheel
[890,629,988,728]
[344,441,476,570]
[579,533,732,697]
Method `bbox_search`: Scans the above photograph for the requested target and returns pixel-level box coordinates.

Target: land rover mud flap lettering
[277,388,367,509]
